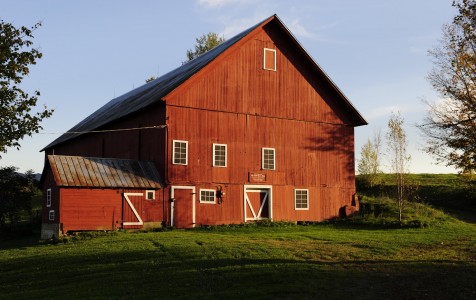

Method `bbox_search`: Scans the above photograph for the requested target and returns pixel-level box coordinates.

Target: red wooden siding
[59,189,121,232]
[167,107,355,188]
[164,28,350,126]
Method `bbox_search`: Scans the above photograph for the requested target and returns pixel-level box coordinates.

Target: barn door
[244,185,272,222]
[123,193,143,229]
[170,186,196,228]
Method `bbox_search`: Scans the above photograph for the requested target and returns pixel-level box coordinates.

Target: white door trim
[123,193,143,226]
[170,186,196,227]
[243,185,272,222]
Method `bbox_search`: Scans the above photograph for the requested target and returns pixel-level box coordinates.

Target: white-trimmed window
[146,190,155,200]
[46,188,52,207]
[295,189,309,210]
[49,210,55,221]
[213,144,227,167]
[172,140,188,165]
[200,189,216,204]
[263,48,276,71]
[262,147,276,170]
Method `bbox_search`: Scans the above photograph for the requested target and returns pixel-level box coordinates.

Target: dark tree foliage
[184,32,225,63]
[0,166,36,227]
[419,0,476,174]
[0,20,53,154]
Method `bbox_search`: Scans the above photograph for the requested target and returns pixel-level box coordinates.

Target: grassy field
[1,174,475,299]
[1,219,475,299]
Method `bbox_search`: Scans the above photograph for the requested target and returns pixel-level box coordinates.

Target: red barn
[40,15,366,238]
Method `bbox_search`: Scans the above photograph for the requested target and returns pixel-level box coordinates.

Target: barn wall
[40,169,61,239]
[44,102,167,180]
[59,188,165,233]
[190,184,352,225]
[165,107,355,223]
[167,107,355,188]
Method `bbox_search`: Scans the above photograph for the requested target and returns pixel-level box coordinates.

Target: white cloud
[365,104,424,121]
[218,14,269,37]
[196,0,253,8]
[366,105,402,120]
[288,19,315,39]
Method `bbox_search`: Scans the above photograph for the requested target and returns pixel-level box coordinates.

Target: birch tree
[387,113,411,222]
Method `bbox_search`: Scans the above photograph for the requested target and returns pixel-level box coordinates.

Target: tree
[184,32,225,63]
[0,20,53,154]
[0,166,36,227]
[419,0,476,174]
[357,130,382,188]
[387,112,411,222]
[145,76,157,83]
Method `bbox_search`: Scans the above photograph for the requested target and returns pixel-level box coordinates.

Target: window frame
[294,189,309,210]
[199,189,216,204]
[262,147,276,170]
[172,140,188,165]
[146,190,155,200]
[263,48,277,71]
[212,143,227,167]
[46,188,52,207]
[49,210,55,221]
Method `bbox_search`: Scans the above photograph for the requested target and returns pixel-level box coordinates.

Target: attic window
[263,48,276,71]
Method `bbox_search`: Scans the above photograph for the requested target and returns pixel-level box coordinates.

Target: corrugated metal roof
[48,155,164,189]
[42,14,367,151]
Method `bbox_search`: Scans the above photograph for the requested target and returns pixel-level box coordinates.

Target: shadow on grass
[1,246,475,299]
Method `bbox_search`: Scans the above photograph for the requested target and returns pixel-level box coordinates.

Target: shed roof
[47,155,164,189]
[42,14,366,151]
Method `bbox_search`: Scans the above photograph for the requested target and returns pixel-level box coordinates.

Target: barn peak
[42,14,366,151]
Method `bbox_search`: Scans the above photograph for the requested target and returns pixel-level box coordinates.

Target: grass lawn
[1,220,475,299]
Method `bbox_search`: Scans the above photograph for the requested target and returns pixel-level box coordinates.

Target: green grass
[1,174,475,299]
[357,174,476,217]
[1,220,475,299]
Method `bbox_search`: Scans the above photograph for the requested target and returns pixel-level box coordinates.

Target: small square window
[173,140,188,165]
[263,48,276,71]
[46,188,52,207]
[262,148,276,170]
[213,144,227,167]
[146,190,155,200]
[295,189,309,210]
[49,210,55,221]
[200,189,216,204]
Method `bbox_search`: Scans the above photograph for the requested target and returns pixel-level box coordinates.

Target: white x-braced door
[244,185,272,222]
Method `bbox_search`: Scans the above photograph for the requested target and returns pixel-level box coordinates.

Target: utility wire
[38,125,167,135]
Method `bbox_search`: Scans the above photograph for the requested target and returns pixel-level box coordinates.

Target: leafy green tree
[0,20,53,154]
[184,32,225,63]
[419,0,476,174]
[357,130,382,188]
[387,112,411,222]
[0,166,36,227]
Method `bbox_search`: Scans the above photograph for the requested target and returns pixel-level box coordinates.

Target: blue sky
[1,0,458,173]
